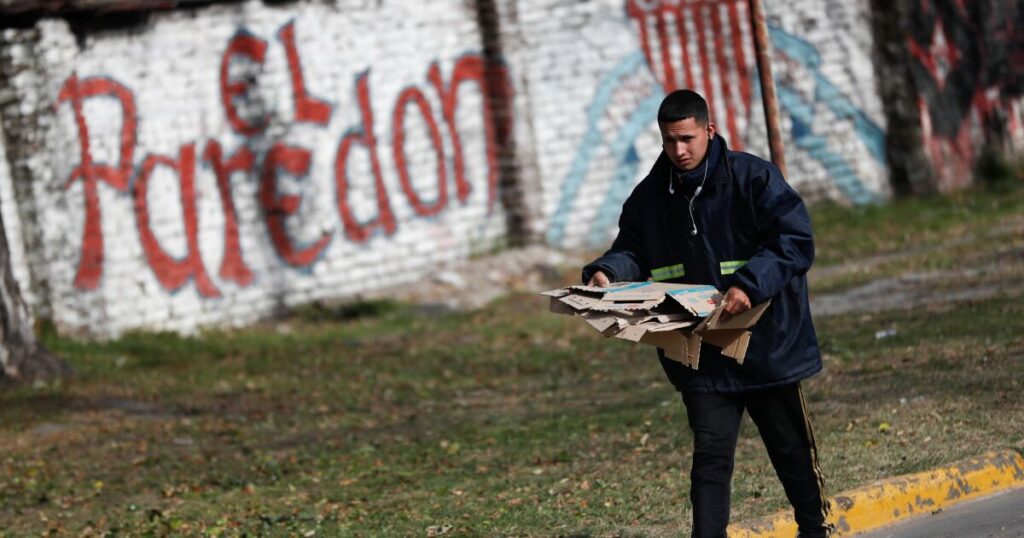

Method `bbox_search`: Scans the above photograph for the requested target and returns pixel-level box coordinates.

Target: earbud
[694,185,702,196]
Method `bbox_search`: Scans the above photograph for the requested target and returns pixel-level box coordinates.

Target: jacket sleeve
[731,164,815,304]
[581,190,649,284]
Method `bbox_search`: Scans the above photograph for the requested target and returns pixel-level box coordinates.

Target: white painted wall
[0,0,906,336]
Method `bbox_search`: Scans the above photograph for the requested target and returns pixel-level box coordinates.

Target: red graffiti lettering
[334,73,397,243]
[56,34,514,298]
[56,75,138,290]
[428,57,513,211]
[392,87,448,216]
[260,143,331,266]
[134,143,220,297]
[202,140,255,285]
[428,62,473,204]
[220,32,269,135]
[278,21,331,125]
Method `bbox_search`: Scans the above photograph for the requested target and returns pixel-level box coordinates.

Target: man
[582,90,830,537]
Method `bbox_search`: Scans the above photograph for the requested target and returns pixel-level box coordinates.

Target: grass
[1,183,1023,536]
[811,183,1024,266]
[807,182,1024,294]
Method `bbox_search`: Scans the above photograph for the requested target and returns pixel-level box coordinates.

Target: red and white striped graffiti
[626,0,755,148]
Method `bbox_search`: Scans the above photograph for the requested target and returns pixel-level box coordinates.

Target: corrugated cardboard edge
[543,287,769,365]
[590,296,665,311]
[641,331,701,369]
[549,296,576,315]
[615,324,652,342]
[705,301,771,331]
[700,329,750,364]
[583,315,620,335]
[666,293,719,318]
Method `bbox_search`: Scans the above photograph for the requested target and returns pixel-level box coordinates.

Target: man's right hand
[587,270,610,287]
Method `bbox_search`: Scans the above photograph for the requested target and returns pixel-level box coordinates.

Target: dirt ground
[360,244,576,311]
[359,219,1024,320]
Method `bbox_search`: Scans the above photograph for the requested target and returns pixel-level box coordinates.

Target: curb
[728,449,1024,537]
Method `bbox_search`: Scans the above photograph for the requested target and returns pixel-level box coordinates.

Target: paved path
[855,487,1024,538]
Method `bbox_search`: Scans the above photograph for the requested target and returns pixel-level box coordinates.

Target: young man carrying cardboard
[582,90,831,537]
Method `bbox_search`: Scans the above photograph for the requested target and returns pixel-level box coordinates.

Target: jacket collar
[709,135,733,188]
[651,135,734,191]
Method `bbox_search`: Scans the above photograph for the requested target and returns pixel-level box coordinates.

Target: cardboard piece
[641,330,702,368]
[589,297,664,311]
[541,282,770,370]
[693,301,769,331]
[700,329,751,363]
[568,282,635,295]
[559,294,603,310]
[666,285,721,317]
[583,314,621,335]
[549,296,576,315]
[646,320,698,332]
[601,281,674,302]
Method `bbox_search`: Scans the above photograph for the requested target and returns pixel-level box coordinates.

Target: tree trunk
[0,207,65,383]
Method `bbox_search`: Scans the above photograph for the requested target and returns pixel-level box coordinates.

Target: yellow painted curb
[728,449,1024,537]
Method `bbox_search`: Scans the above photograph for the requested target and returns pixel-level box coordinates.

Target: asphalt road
[855,487,1024,538]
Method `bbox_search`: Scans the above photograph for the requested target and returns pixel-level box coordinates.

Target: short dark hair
[657,89,709,125]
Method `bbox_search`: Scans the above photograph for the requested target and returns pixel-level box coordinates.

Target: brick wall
[889,0,1024,192]
[512,0,889,251]
[1,1,514,335]
[0,0,1017,336]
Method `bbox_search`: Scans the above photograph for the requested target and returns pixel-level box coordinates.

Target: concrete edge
[727,449,1024,537]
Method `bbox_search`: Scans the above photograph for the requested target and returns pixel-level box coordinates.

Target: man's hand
[588,270,610,287]
[722,286,751,316]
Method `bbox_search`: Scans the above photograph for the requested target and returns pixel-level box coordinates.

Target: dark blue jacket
[582,137,821,393]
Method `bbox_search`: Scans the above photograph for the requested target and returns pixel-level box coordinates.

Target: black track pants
[682,382,831,538]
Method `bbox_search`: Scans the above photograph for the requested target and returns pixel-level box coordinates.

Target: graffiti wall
[904,0,1024,191]
[4,0,1009,336]
[521,0,889,250]
[0,2,516,335]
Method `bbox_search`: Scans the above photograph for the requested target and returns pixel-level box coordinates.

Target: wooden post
[747,0,787,178]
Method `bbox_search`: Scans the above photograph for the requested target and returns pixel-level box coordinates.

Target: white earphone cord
[668,158,709,236]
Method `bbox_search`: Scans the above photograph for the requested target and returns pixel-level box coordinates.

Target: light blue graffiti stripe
[776,85,876,204]
[766,26,885,204]
[769,27,886,164]
[587,92,663,246]
[547,52,649,246]
[551,26,888,251]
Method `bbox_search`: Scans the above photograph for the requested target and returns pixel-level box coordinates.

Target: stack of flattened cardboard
[541,281,770,369]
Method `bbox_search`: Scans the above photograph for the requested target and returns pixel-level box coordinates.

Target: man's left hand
[722,286,751,315]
